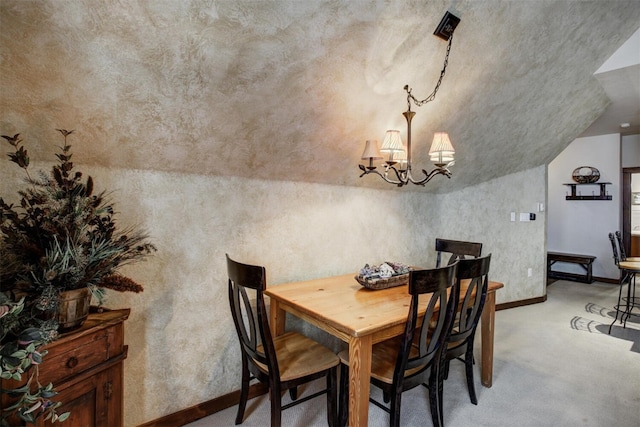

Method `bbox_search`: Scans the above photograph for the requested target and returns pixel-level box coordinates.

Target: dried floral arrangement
[0,129,156,425]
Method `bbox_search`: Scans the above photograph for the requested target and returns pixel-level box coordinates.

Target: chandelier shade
[361,139,383,160]
[429,132,455,166]
[380,130,405,153]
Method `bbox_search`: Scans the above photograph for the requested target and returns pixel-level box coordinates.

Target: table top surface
[265,273,503,338]
[619,260,640,271]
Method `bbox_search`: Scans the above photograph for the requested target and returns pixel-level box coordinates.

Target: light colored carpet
[185,280,640,426]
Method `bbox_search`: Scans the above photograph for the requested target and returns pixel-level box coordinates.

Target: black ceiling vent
[434,11,461,41]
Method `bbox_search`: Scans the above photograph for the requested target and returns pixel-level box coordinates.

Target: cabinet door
[36,364,123,427]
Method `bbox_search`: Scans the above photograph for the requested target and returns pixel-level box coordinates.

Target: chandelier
[359,11,460,187]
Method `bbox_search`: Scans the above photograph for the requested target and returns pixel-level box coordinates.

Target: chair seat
[444,336,467,356]
[338,336,425,385]
[257,332,339,382]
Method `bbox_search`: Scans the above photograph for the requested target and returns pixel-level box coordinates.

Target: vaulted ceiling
[1,0,638,193]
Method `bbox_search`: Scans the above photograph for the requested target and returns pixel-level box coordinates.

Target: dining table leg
[268,298,286,336]
[348,335,372,427]
[480,289,496,387]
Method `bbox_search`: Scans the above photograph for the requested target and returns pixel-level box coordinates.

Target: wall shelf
[563,182,612,200]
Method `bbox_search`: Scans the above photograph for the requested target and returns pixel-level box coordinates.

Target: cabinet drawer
[38,327,112,386]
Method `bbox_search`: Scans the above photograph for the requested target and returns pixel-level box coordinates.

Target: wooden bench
[547,251,596,283]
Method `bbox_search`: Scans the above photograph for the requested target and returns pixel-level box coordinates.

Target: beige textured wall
[0,161,545,424]
[434,166,547,302]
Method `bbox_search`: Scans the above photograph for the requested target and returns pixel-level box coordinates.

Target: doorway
[622,167,640,256]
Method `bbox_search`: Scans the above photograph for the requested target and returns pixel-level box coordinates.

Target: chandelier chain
[406,35,453,111]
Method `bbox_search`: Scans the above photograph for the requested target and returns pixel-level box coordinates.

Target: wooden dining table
[265,273,504,427]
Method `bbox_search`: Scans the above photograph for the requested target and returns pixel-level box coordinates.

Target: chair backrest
[609,232,621,265]
[226,254,278,379]
[435,238,483,267]
[393,263,459,387]
[615,231,627,261]
[449,254,491,345]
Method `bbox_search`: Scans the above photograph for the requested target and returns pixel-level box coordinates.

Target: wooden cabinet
[3,309,129,427]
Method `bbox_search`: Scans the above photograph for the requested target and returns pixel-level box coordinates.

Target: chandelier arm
[360,165,451,187]
[405,35,453,110]
[358,166,403,186]
[385,164,408,184]
[409,167,452,186]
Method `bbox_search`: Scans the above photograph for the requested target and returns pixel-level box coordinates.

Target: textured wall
[0,159,544,424]
[1,0,638,194]
[434,166,547,302]
[0,161,433,423]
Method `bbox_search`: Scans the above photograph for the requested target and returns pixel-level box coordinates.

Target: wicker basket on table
[354,273,409,290]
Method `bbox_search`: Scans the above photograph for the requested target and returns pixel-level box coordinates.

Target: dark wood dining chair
[338,263,459,427]
[441,254,491,405]
[226,254,339,427]
[435,238,483,267]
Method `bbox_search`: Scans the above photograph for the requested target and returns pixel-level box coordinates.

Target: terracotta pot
[57,287,92,331]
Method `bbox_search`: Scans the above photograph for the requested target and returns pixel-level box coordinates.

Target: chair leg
[338,363,349,427]
[289,386,298,401]
[609,274,627,333]
[622,273,637,326]
[389,388,403,427]
[443,358,450,380]
[327,367,338,427]
[428,369,442,427]
[270,383,282,427]
[464,344,478,405]
[437,363,446,427]
[235,358,250,425]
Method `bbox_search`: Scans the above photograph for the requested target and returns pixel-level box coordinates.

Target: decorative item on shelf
[355,262,413,290]
[572,166,600,184]
[0,129,156,425]
[358,11,460,188]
